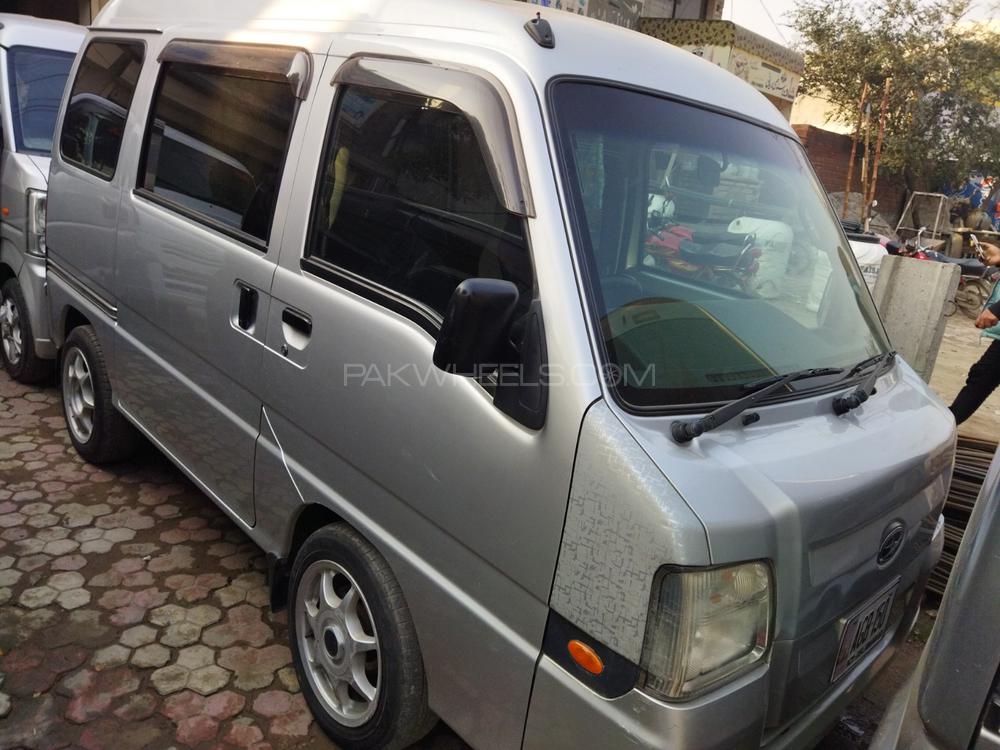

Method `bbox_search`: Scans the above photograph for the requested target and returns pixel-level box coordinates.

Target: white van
[46,2,954,748]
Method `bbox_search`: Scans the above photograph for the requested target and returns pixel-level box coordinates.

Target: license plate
[831,582,898,683]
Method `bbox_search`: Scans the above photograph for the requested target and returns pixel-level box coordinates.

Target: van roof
[0,13,85,53]
[93,0,792,135]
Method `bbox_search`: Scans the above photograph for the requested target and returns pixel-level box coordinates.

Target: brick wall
[793,123,909,226]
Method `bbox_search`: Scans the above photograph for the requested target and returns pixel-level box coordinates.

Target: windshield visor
[552,82,890,409]
[7,45,75,155]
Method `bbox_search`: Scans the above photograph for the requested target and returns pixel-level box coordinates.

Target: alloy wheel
[64,348,95,443]
[295,560,382,727]
[0,295,22,365]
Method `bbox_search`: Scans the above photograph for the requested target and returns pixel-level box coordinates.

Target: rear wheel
[1,278,51,383]
[61,325,139,464]
[289,524,436,749]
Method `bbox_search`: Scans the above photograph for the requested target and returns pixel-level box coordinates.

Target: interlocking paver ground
[0,371,462,750]
[2,363,910,749]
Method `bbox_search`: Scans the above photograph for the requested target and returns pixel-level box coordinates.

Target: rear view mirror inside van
[433,278,519,377]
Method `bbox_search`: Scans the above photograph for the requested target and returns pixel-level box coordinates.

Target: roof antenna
[525,11,555,49]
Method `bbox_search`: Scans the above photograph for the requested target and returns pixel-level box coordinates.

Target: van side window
[305,86,533,321]
[60,41,144,180]
[137,62,297,244]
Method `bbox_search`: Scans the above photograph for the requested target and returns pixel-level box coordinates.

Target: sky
[728,0,997,46]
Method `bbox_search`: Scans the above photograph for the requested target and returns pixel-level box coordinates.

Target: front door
[256,56,579,749]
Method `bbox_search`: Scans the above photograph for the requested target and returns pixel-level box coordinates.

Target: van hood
[612,358,954,725]
[613,358,954,633]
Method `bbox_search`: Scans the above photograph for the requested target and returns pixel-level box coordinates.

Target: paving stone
[150,604,187,627]
[42,539,79,556]
[187,665,230,695]
[132,644,171,669]
[64,667,140,723]
[186,604,222,627]
[120,624,158,648]
[57,588,91,610]
[276,666,300,693]
[161,622,202,648]
[204,690,245,720]
[113,692,158,722]
[18,585,57,609]
[16,552,49,571]
[150,664,189,696]
[176,714,219,745]
[80,539,113,554]
[0,569,22,587]
[219,645,291,690]
[92,644,131,670]
[48,571,86,591]
[51,553,87,571]
[223,719,264,748]
[253,690,312,737]
[177,644,214,670]
[203,604,272,648]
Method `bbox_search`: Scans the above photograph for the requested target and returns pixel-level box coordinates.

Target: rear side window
[138,62,297,244]
[60,40,144,179]
[305,86,532,321]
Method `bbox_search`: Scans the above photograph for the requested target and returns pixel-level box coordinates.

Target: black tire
[1,278,52,384]
[61,325,140,464]
[289,524,436,750]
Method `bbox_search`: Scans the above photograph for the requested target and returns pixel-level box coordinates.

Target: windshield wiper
[832,351,896,416]
[671,366,845,444]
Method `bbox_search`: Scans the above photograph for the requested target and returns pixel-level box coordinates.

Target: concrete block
[872,255,961,381]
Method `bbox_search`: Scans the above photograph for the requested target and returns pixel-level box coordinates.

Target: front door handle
[281,307,312,353]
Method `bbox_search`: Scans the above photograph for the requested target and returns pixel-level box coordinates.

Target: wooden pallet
[927,435,998,597]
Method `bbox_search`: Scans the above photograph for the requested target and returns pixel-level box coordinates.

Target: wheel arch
[60,305,91,346]
[269,503,346,611]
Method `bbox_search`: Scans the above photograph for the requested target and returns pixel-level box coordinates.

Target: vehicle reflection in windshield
[554,82,888,409]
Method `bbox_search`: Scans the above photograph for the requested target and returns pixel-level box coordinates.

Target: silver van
[0,14,83,383]
[46,2,955,748]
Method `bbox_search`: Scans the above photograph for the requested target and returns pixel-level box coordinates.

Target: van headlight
[26,189,47,256]
[640,561,772,700]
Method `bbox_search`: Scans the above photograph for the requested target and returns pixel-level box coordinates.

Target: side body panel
[254,45,601,750]
[112,38,323,527]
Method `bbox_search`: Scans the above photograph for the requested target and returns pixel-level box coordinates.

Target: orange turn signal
[567,639,604,675]
[1,208,8,217]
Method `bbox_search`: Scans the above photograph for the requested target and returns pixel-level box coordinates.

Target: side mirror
[433,278,519,376]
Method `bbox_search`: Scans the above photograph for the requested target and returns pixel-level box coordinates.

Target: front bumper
[17,253,55,359]
[522,516,944,750]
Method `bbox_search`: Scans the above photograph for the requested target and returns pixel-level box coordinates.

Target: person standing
[950,242,1000,424]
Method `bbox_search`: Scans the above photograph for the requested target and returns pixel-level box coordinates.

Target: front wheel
[1,278,51,383]
[61,325,139,464]
[289,524,436,749]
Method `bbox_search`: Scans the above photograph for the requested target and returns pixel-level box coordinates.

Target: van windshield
[552,82,890,409]
[7,45,76,155]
